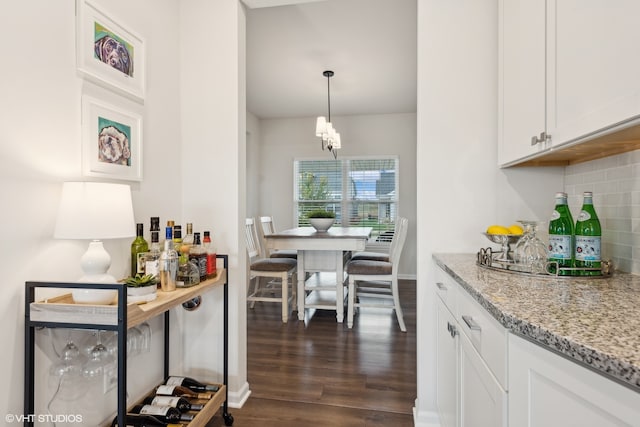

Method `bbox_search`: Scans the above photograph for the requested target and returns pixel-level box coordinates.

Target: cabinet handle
[447,321,458,338]
[531,131,552,146]
[462,315,481,332]
[436,282,447,291]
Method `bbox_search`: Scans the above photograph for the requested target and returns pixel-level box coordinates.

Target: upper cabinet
[499,0,640,167]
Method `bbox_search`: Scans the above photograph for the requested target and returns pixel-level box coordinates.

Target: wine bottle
[131,223,150,277]
[150,216,160,232]
[159,227,178,292]
[548,192,574,275]
[574,191,602,276]
[142,230,161,281]
[111,413,180,427]
[203,231,217,278]
[129,404,194,423]
[166,375,220,392]
[142,395,204,412]
[155,384,212,400]
[189,233,208,281]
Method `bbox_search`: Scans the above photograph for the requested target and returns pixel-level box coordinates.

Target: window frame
[293,155,400,240]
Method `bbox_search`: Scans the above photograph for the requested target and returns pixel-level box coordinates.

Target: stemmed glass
[514,220,548,273]
[81,330,115,380]
[48,334,87,401]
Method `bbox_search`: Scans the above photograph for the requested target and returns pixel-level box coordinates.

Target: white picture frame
[76,0,146,102]
[82,94,143,182]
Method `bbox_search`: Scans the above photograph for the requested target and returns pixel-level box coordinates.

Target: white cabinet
[509,334,640,427]
[434,267,507,427]
[498,0,547,165]
[459,332,507,427]
[499,0,640,167]
[436,297,458,427]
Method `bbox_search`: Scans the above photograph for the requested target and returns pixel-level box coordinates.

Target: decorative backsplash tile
[564,150,640,274]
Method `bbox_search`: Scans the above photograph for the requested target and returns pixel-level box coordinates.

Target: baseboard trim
[413,406,441,427]
[399,273,417,281]
[227,381,252,408]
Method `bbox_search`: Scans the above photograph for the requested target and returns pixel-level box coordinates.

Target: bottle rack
[476,247,613,278]
[24,255,234,427]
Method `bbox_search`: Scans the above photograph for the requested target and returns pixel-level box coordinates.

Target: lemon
[508,224,524,235]
[486,225,511,235]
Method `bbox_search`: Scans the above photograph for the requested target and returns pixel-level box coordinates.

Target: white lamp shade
[54,182,136,240]
[315,116,327,137]
[333,133,341,149]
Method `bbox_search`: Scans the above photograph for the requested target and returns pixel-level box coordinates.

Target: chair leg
[281,273,288,323]
[249,276,259,309]
[392,278,406,332]
[347,277,356,328]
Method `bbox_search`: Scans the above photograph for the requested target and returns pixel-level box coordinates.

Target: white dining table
[264,226,372,322]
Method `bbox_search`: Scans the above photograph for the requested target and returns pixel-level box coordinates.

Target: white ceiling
[245,0,417,119]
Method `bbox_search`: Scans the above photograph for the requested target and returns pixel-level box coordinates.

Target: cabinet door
[509,334,640,427]
[547,0,640,147]
[498,0,547,166]
[436,298,458,427]
[459,331,507,427]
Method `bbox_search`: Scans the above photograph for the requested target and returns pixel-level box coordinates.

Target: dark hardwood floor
[210,278,416,426]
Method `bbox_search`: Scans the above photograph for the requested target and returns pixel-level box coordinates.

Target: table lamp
[54,182,136,304]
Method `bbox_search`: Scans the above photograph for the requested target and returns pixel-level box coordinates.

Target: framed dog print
[76,0,146,102]
[82,95,143,181]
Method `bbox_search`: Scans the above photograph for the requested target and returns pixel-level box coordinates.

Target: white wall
[1,0,248,423]
[253,113,418,276]
[414,0,563,424]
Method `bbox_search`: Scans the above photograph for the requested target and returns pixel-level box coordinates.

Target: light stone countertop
[433,253,640,392]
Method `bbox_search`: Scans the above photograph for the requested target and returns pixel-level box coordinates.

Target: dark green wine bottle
[548,192,574,275]
[574,192,602,276]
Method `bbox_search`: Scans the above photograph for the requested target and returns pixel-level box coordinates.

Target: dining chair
[258,216,298,259]
[349,224,399,263]
[345,217,409,332]
[245,218,297,322]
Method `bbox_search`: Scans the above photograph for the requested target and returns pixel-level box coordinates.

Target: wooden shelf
[29,270,226,329]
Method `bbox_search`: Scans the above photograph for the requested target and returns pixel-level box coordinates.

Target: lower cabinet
[435,268,507,427]
[509,334,640,427]
[459,331,507,427]
[436,297,458,427]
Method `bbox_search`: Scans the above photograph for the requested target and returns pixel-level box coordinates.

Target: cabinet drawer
[435,267,458,315]
[457,287,508,389]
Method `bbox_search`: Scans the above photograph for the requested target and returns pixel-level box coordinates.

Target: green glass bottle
[574,191,602,276]
[548,192,574,275]
[131,223,149,277]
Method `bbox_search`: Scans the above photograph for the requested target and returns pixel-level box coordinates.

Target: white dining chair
[345,217,409,332]
[258,216,298,259]
[349,224,399,263]
[245,218,297,322]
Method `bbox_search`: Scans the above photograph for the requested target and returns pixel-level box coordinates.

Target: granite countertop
[433,253,640,392]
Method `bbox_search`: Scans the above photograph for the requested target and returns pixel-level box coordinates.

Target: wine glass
[81,330,114,380]
[48,338,87,401]
[514,220,548,273]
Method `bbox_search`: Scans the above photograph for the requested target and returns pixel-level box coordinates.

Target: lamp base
[72,240,119,305]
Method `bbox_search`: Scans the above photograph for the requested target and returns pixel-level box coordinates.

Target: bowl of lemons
[483,224,524,261]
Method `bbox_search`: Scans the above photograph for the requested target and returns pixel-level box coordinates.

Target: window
[294,157,398,239]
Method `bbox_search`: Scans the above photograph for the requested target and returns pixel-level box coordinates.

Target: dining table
[263,226,373,322]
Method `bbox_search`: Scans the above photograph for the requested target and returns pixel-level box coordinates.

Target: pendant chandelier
[315,70,341,158]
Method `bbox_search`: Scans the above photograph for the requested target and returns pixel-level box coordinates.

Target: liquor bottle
[142,395,204,412]
[183,223,195,247]
[129,404,194,423]
[574,191,602,276]
[155,384,212,400]
[203,231,217,278]
[548,192,574,275]
[166,375,220,392]
[111,413,180,427]
[189,232,208,281]
[131,223,149,277]
[142,230,161,282]
[150,217,160,232]
[173,225,183,251]
[159,227,178,292]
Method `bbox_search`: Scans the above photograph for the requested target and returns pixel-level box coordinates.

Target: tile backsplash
[564,149,640,274]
